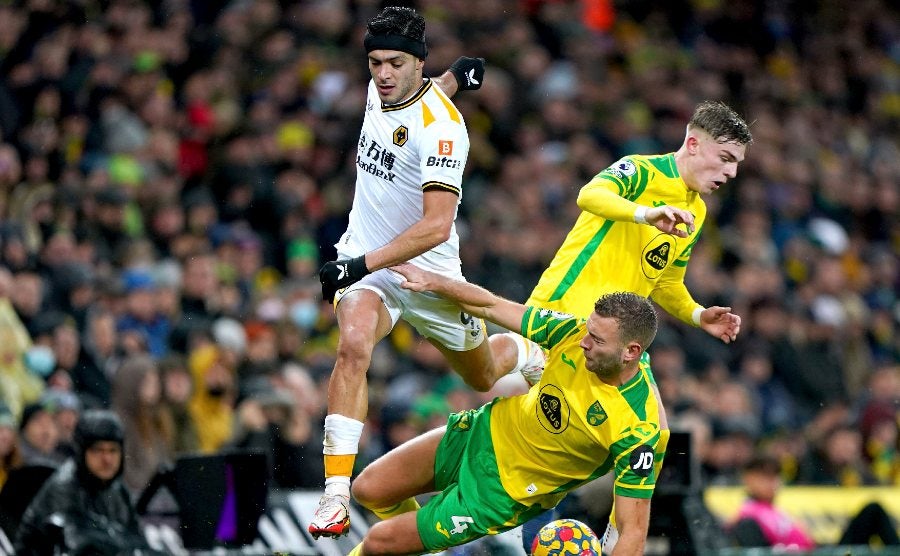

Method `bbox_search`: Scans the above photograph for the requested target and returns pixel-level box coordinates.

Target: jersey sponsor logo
[358,137,398,181]
[536,384,570,433]
[393,125,409,147]
[438,140,453,155]
[629,444,655,477]
[586,401,607,426]
[425,156,462,169]
[640,234,674,279]
[357,155,397,182]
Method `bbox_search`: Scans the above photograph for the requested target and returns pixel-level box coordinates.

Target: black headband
[364,32,427,59]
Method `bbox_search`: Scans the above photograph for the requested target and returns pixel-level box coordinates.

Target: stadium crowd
[0,0,897,542]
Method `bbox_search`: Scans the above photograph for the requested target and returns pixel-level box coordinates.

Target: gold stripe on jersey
[434,87,462,123]
[382,80,433,112]
[422,102,436,127]
[422,181,460,196]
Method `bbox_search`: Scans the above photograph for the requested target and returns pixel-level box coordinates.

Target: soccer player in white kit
[309,6,545,539]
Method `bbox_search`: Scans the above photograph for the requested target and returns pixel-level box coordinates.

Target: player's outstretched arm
[392,263,525,331]
[577,183,694,238]
[699,306,741,344]
[433,56,485,97]
[610,495,650,555]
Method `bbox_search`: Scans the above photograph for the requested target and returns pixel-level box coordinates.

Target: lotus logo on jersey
[640,233,674,279]
[393,125,409,147]
[586,401,607,426]
[536,384,570,433]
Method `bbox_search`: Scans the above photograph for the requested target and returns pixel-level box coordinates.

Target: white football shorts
[334,267,486,352]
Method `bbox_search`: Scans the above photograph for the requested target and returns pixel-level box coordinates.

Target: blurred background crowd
[0,0,897,526]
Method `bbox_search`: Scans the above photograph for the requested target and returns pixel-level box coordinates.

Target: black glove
[449,56,485,91]
[319,255,370,303]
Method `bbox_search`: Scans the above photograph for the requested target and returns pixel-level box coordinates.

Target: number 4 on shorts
[449,515,475,535]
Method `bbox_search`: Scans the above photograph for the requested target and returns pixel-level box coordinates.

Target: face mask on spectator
[24,346,56,377]
[206,385,227,398]
[289,299,319,329]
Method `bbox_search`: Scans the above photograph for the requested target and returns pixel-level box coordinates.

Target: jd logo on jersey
[537,384,570,433]
[393,125,409,147]
[629,444,655,477]
[640,233,674,279]
[586,401,607,426]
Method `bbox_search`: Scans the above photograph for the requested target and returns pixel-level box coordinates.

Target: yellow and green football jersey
[527,153,706,325]
[488,306,662,508]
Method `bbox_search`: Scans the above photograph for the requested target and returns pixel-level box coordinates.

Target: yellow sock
[371,497,420,520]
[324,454,356,478]
[347,542,363,556]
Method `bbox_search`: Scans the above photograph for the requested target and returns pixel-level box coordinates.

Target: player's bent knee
[361,522,399,554]
[335,334,376,366]
[350,473,378,509]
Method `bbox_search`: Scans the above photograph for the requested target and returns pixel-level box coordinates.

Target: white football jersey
[336,79,469,274]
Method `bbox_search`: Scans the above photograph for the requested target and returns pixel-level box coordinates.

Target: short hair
[367,6,425,43]
[688,100,753,145]
[593,292,658,350]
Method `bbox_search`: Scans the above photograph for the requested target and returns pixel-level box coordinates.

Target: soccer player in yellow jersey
[530,100,750,340]
[345,263,662,555]
[523,99,752,549]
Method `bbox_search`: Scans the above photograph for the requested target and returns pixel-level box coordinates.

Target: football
[530,518,604,556]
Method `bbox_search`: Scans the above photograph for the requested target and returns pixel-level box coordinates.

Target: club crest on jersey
[393,125,409,147]
[536,384,570,434]
[438,140,453,155]
[640,233,674,279]
[586,401,607,426]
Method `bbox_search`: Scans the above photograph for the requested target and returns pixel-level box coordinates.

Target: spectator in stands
[729,454,899,549]
[18,401,64,467]
[0,266,45,418]
[116,268,171,358]
[799,423,880,486]
[73,308,121,408]
[158,354,200,455]
[231,373,323,489]
[43,389,81,459]
[187,344,236,453]
[112,354,174,494]
[14,410,159,556]
[0,406,22,490]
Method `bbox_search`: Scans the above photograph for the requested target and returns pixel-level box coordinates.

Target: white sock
[323,414,365,455]
[324,476,351,498]
[502,332,530,374]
